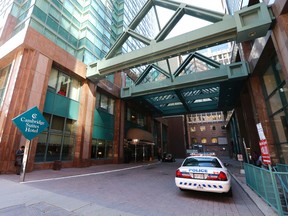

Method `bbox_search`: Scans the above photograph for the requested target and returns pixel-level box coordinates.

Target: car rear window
[182,157,222,168]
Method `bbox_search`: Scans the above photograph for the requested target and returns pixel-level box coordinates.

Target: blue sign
[12,106,49,140]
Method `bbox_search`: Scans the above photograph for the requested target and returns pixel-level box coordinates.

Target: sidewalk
[0,157,278,216]
[220,156,278,216]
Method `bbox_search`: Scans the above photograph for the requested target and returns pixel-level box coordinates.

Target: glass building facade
[262,54,288,163]
[0,0,153,64]
[1,0,115,64]
[0,0,158,166]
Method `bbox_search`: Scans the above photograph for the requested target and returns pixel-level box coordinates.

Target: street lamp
[132,139,139,162]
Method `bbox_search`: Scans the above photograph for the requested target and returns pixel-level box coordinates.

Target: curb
[229,171,278,216]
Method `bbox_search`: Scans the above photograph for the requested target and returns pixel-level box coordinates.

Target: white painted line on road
[21,164,154,184]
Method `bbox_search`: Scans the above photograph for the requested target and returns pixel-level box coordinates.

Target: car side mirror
[224,163,229,167]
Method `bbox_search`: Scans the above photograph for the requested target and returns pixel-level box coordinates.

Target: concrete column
[0,49,52,173]
[74,80,96,167]
[113,71,124,163]
[248,76,278,163]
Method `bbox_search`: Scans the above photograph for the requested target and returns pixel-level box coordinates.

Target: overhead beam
[87,3,272,81]
[146,96,180,105]
[88,18,236,79]
[184,92,219,101]
[153,0,225,22]
[121,62,248,98]
[155,5,185,42]
[174,52,220,77]
[175,90,191,113]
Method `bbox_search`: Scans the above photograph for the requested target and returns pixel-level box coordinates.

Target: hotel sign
[12,106,49,140]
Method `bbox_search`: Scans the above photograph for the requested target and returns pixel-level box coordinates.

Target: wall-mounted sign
[237,154,243,161]
[256,123,266,140]
[12,106,49,140]
[259,139,271,164]
[256,123,271,165]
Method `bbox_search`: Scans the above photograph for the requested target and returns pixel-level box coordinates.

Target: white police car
[175,155,232,196]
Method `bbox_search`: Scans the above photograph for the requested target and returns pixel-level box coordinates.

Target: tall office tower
[1,0,111,64]
[0,0,158,173]
[0,0,154,63]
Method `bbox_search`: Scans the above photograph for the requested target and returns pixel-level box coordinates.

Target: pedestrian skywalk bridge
[87,0,274,116]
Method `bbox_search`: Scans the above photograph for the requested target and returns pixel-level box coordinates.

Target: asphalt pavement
[0,156,278,216]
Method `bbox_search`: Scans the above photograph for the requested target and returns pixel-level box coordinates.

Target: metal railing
[276,164,288,214]
[244,163,288,216]
[276,164,288,187]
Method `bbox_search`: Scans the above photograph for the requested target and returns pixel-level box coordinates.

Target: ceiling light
[249,32,256,37]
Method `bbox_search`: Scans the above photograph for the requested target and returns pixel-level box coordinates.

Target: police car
[175,155,232,196]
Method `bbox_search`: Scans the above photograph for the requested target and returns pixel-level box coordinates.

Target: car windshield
[182,157,222,168]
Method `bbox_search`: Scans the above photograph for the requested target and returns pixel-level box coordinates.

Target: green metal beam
[155,5,185,42]
[147,96,180,105]
[121,62,248,98]
[184,92,219,101]
[174,52,220,77]
[87,3,272,81]
[135,64,171,85]
[175,89,191,113]
[154,0,225,22]
[127,29,152,46]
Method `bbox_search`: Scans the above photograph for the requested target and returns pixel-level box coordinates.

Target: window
[108,99,115,114]
[262,55,288,163]
[96,92,115,114]
[35,113,76,162]
[201,138,207,143]
[57,73,70,96]
[190,126,196,132]
[48,68,58,88]
[91,139,113,159]
[211,138,218,143]
[200,126,206,131]
[191,138,198,143]
[126,107,146,126]
[48,67,81,101]
[51,115,64,130]
[137,113,145,126]
[183,157,221,168]
[100,94,108,109]
[0,64,11,105]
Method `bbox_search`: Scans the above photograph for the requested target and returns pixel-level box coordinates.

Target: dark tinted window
[183,157,222,168]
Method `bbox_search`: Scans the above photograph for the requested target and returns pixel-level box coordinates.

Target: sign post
[20,140,31,182]
[237,153,245,174]
[242,138,250,164]
[12,106,49,182]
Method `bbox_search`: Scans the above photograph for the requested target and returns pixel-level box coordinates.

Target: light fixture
[249,32,256,37]
[132,139,139,144]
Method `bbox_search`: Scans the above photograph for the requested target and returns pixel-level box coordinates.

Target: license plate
[193,173,204,179]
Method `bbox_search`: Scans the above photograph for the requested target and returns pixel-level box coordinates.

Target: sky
[175,0,224,12]
[156,0,225,38]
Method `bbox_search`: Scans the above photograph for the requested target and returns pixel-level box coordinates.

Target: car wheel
[225,188,233,197]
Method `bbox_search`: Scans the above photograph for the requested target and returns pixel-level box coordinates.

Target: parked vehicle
[162,153,176,162]
[175,155,232,196]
